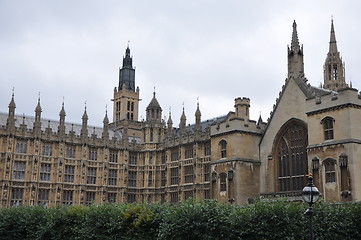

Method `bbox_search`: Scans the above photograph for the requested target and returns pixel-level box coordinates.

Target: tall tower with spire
[288,21,304,79]
[112,45,140,123]
[323,19,346,91]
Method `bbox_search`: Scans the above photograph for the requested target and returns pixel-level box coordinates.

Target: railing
[260,191,303,201]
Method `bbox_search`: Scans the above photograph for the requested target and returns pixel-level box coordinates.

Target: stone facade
[0,20,359,207]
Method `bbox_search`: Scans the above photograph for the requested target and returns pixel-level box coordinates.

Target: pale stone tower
[323,20,347,91]
[288,21,304,79]
[234,97,250,120]
[112,46,140,122]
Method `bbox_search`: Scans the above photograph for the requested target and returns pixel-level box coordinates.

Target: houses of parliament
[0,20,360,207]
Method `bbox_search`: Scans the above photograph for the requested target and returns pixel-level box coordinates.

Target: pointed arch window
[324,159,336,183]
[322,117,334,140]
[275,120,308,191]
[219,140,227,158]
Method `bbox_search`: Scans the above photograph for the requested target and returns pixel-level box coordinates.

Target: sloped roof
[0,112,122,140]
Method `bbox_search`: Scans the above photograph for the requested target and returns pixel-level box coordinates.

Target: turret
[80,106,88,142]
[167,109,173,135]
[195,101,201,132]
[146,91,162,123]
[234,97,250,120]
[58,102,66,137]
[287,21,304,79]
[179,106,187,134]
[102,109,109,142]
[34,96,42,136]
[6,92,16,133]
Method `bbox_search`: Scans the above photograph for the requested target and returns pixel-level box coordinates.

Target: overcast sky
[1,0,361,127]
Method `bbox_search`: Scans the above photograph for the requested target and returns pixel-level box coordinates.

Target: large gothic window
[276,120,308,192]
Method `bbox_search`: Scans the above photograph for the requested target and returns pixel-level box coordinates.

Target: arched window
[275,120,308,191]
[219,140,227,158]
[324,159,336,183]
[220,172,227,192]
[322,117,334,140]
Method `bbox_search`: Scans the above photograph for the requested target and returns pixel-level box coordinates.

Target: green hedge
[0,199,360,240]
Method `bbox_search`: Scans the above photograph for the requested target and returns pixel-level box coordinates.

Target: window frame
[322,117,334,141]
[40,163,51,181]
[87,167,97,185]
[220,172,227,192]
[108,169,117,186]
[13,161,26,180]
[324,159,336,183]
[219,140,227,159]
[64,165,75,183]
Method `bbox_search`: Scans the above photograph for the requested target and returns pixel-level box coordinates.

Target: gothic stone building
[0,20,358,207]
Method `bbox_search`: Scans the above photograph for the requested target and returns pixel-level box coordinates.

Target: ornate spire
[167,107,173,134]
[119,44,136,91]
[323,19,346,91]
[329,19,338,53]
[34,95,42,135]
[81,104,88,141]
[123,45,133,68]
[167,107,173,124]
[103,106,109,125]
[291,20,300,51]
[9,89,16,110]
[7,91,16,132]
[58,101,66,137]
[179,105,187,133]
[287,20,304,79]
[82,102,88,120]
[257,113,263,128]
[195,99,201,131]
[102,107,110,141]
[59,101,66,119]
[35,93,42,116]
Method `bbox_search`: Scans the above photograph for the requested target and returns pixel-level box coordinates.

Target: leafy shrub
[0,200,361,240]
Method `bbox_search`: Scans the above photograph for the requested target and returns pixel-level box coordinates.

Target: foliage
[0,199,360,240]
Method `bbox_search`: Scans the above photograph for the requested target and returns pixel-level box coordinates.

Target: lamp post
[302,173,320,240]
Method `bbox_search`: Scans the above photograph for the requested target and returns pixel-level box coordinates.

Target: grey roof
[0,112,123,140]
[173,114,227,135]
[293,76,331,99]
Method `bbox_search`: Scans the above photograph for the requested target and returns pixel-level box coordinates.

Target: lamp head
[302,173,320,204]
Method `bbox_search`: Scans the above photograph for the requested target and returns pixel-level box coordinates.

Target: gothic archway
[274,119,308,192]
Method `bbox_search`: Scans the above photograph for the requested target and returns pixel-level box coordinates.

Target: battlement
[306,87,361,116]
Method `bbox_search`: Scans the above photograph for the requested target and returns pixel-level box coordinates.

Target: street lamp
[302,173,320,240]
